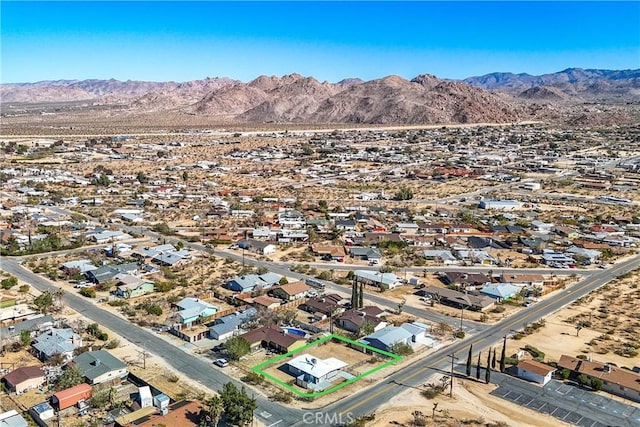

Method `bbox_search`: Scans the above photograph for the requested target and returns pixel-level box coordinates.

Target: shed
[138,386,152,408]
[30,401,55,421]
[153,393,170,409]
[516,360,556,385]
[51,383,93,410]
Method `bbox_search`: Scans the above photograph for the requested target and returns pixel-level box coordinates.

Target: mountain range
[1,68,638,124]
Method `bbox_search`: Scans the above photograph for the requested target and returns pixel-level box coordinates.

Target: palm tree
[201,395,224,427]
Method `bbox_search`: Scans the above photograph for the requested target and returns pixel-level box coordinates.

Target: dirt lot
[371,375,570,427]
[506,268,640,368]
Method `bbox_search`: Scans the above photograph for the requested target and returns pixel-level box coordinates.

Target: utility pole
[136,344,150,369]
[447,353,459,397]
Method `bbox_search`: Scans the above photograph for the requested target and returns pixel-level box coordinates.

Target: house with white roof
[286,354,352,392]
[353,270,402,290]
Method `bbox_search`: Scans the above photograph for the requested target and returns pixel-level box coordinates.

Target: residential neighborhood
[1,123,639,427]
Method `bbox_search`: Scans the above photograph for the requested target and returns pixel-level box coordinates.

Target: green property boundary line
[251,333,402,398]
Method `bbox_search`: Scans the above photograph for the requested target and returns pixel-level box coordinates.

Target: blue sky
[2,1,639,83]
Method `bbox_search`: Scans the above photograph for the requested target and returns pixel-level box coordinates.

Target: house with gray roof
[71,350,128,385]
[173,297,217,328]
[349,247,382,263]
[423,250,457,265]
[226,272,283,293]
[208,307,257,341]
[151,249,191,267]
[87,230,132,244]
[0,315,54,343]
[60,259,98,274]
[360,326,413,352]
[86,262,139,284]
[480,283,523,302]
[115,274,154,299]
[0,410,29,427]
[32,328,82,362]
[237,239,276,255]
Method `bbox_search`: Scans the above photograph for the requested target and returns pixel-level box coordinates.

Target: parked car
[214,358,229,367]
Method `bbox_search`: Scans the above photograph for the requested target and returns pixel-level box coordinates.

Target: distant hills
[463,68,640,101]
[1,68,638,124]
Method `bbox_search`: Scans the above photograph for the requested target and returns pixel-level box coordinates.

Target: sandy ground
[372,374,571,427]
[506,268,640,368]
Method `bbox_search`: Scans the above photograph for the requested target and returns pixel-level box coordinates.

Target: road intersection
[3,247,638,426]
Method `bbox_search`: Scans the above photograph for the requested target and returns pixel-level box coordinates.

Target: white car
[214,358,229,367]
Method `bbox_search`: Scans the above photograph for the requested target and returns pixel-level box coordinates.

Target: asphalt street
[3,254,639,426]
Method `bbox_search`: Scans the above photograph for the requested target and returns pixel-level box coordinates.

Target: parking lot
[489,374,640,427]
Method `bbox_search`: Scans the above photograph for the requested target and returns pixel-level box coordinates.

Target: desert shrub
[242,372,264,385]
[271,391,293,403]
[524,345,545,361]
[491,305,506,314]
[79,288,96,298]
[108,299,127,307]
[105,339,120,349]
[454,330,466,339]
[145,304,163,316]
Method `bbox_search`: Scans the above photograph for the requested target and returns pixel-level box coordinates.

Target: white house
[287,354,349,391]
[516,360,556,385]
[353,270,402,290]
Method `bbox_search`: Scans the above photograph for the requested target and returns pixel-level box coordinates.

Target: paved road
[4,253,638,426]
[0,257,302,427]
[323,254,640,424]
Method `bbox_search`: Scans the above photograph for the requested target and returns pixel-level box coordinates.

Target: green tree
[561,368,571,380]
[476,351,482,380]
[466,344,473,377]
[223,336,250,361]
[357,321,375,338]
[220,383,257,426]
[389,342,414,356]
[34,291,55,313]
[136,172,149,183]
[278,276,289,286]
[575,320,590,336]
[20,330,31,347]
[500,336,507,373]
[577,374,590,387]
[485,364,491,384]
[145,304,163,316]
[491,348,497,370]
[394,187,414,201]
[591,378,603,391]
[199,395,224,427]
[1,275,18,289]
[486,348,492,371]
[56,365,84,390]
